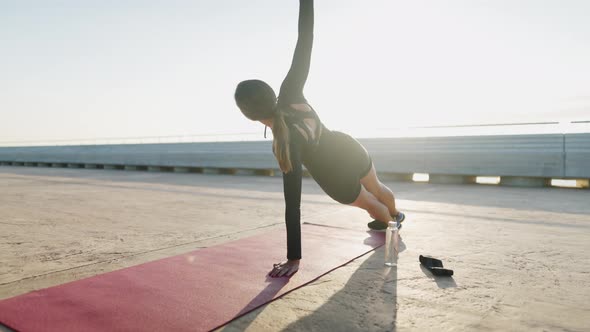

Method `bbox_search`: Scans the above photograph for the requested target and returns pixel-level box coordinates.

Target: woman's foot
[367,219,388,231]
[367,212,405,231]
[395,211,405,228]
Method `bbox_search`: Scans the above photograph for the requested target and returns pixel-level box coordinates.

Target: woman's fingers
[277,266,289,277]
[269,262,298,278]
[269,262,283,277]
[279,267,291,277]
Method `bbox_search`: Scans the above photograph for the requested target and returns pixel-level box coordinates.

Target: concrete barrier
[565,133,590,179]
[0,142,277,169]
[359,134,565,178]
[0,134,588,188]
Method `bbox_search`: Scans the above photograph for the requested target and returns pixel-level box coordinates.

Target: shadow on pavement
[283,250,398,332]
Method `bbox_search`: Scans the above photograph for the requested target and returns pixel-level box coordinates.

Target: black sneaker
[395,212,405,230]
[368,211,405,232]
[367,219,388,232]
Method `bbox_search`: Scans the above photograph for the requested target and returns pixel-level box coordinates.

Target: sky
[1,0,589,144]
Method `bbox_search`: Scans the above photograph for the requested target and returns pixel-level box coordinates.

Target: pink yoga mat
[0,224,384,332]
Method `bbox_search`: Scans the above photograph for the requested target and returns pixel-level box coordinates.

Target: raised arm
[278,0,314,104]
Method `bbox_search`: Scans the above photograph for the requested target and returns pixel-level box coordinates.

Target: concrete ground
[1,166,589,331]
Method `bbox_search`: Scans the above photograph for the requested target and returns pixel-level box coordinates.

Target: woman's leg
[359,165,399,218]
[350,186,394,222]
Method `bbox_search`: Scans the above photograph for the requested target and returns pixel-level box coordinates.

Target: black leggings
[305,131,373,204]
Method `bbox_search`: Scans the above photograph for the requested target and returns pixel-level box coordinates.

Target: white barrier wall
[0,134,588,180]
[565,134,590,178]
[359,134,565,178]
[0,141,276,169]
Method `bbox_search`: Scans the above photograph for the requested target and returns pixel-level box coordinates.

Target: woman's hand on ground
[269,260,300,278]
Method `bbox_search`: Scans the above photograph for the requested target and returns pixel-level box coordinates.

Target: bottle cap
[388,221,397,228]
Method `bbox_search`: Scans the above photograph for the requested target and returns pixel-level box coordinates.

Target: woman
[235,0,404,278]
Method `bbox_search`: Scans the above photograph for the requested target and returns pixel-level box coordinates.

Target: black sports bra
[282,106,323,148]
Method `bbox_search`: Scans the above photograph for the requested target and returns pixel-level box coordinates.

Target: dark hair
[234,79,292,173]
[234,79,277,120]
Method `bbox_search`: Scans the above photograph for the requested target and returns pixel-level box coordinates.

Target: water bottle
[384,221,399,267]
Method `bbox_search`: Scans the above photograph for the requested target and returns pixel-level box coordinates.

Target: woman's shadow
[220,233,404,332]
[280,236,405,332]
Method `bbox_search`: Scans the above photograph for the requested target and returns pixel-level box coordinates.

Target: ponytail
[272,110,292,173]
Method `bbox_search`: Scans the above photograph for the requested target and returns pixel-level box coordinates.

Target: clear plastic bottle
[384,221,399,267]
